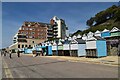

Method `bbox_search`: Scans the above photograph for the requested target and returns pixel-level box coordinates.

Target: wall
[96,40,107,57]
[63,44,69,50]
[86,41,96,49]
[101,32,110,37]
[94,33,101,37]
[111,32,120,37]
[78,44,86,56]
[52,45,57,50]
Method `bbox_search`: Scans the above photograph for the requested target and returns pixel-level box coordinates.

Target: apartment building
[10,21,51,50]
[48,16,68,40]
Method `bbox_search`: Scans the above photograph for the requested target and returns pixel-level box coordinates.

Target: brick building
[10,21,51,50]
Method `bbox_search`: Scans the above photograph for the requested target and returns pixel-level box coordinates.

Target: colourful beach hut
[86,36,107,58]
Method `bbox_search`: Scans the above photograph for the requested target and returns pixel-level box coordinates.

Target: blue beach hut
[101,29,110,38]
[86,36,107,58]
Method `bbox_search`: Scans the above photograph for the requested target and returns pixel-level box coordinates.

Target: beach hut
[82,34,87,40]
[86,36,107,58]
[72,35,77,40]
[94,30,101,37]
[57,40,64,56]
[70,40,78,57]
[63,40,71,56]
[101,29,110,38]
[110,27,120,37]
[76,38,86,57]
[87,32,94,39]
[24,48,33,54]
[77,34,82,39]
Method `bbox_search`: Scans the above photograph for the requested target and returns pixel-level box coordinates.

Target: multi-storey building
[48,16,68,40]
[10,21,51,50]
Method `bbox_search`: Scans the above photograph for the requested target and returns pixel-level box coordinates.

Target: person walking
[9,50,12,59]
[17,49,20,57]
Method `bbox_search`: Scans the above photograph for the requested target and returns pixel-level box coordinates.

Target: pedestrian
[17,49,20,57]
[4,51,6,56]
[9,50,12,59]
[1,50,3,56]
[32,50,36,57]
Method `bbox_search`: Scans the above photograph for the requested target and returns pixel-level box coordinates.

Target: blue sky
[2,2,118,48]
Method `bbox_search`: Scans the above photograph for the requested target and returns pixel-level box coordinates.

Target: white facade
[70,44,78,50]
[52,46,57,50]
[52,16,67,39]
[13,33,18,43]
[63,44,69,50]
[86,41,97,49]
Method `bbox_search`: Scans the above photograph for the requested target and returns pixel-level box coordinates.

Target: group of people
[1,49,21,59]
[32,50,44,57]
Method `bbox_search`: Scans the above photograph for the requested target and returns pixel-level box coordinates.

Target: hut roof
[76,38,85,44]
[110,27,120,32]
[102,29,110,32]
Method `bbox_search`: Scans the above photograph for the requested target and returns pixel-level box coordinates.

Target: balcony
[53,26,58,29]
[47,35,53,38]
[53,33,58,36]
[54,30,58,33]
[47,32,53,35]
[17,39,27,43]
[47,28,53,31]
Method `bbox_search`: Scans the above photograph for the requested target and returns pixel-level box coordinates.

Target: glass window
[32,32,35,34]
[29,45,31,48]
[25,45,27,47]
[18,44,20,48]
[32,41,34,43]
[32,36,34,38]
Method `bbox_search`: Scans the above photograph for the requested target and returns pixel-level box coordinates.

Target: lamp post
[68,37,72,56]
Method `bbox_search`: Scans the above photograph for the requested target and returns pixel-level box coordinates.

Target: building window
[32,32,35,34]
[25,45,27,47]
[29,36,32,38]
[18,44,20,48]
[29,28,32,30]
[32,28,35,31]
[32,36,34,38]
[29,45,31,48]
[32,41,34,43]
[22,45,24,48]
[26,28,28,30]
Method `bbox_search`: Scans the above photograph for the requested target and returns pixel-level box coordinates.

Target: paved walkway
[2,54,118,78]
[26,54,119,66]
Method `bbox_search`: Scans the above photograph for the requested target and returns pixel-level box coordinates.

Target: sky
[2,2,118,48]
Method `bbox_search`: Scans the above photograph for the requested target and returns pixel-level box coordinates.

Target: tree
[86,17,94,27]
